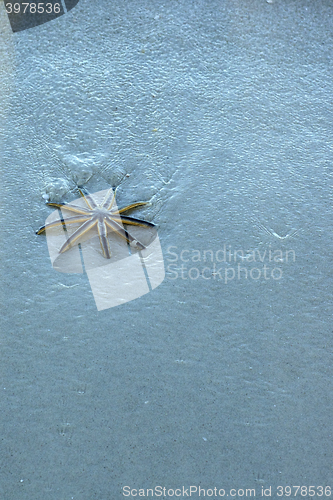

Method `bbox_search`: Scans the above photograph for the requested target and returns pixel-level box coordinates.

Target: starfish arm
[97,219,111,259]
[117,202,148,214]
[46,202,65,208]
[47,202,91,215]
[102,187,117,210]
[104,217,145,249]
[36,215,91,234]
[78,188,97,210]
[59,218,98,254]
[112,215,155,228]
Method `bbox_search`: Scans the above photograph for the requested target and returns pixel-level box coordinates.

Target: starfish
[36,187,155,259]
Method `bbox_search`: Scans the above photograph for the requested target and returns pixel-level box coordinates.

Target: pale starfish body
[36,187,154,259]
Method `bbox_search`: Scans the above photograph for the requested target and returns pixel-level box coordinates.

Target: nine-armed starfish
[36,187,155,259]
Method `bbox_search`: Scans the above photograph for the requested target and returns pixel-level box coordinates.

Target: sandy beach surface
[0,0,332,498]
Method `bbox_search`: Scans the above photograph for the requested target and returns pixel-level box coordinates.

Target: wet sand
[1,0,332,498]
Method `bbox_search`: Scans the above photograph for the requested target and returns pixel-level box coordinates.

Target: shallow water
[0,0,332,498]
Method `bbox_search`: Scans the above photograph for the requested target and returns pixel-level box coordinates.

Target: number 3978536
[5,3,61,14]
